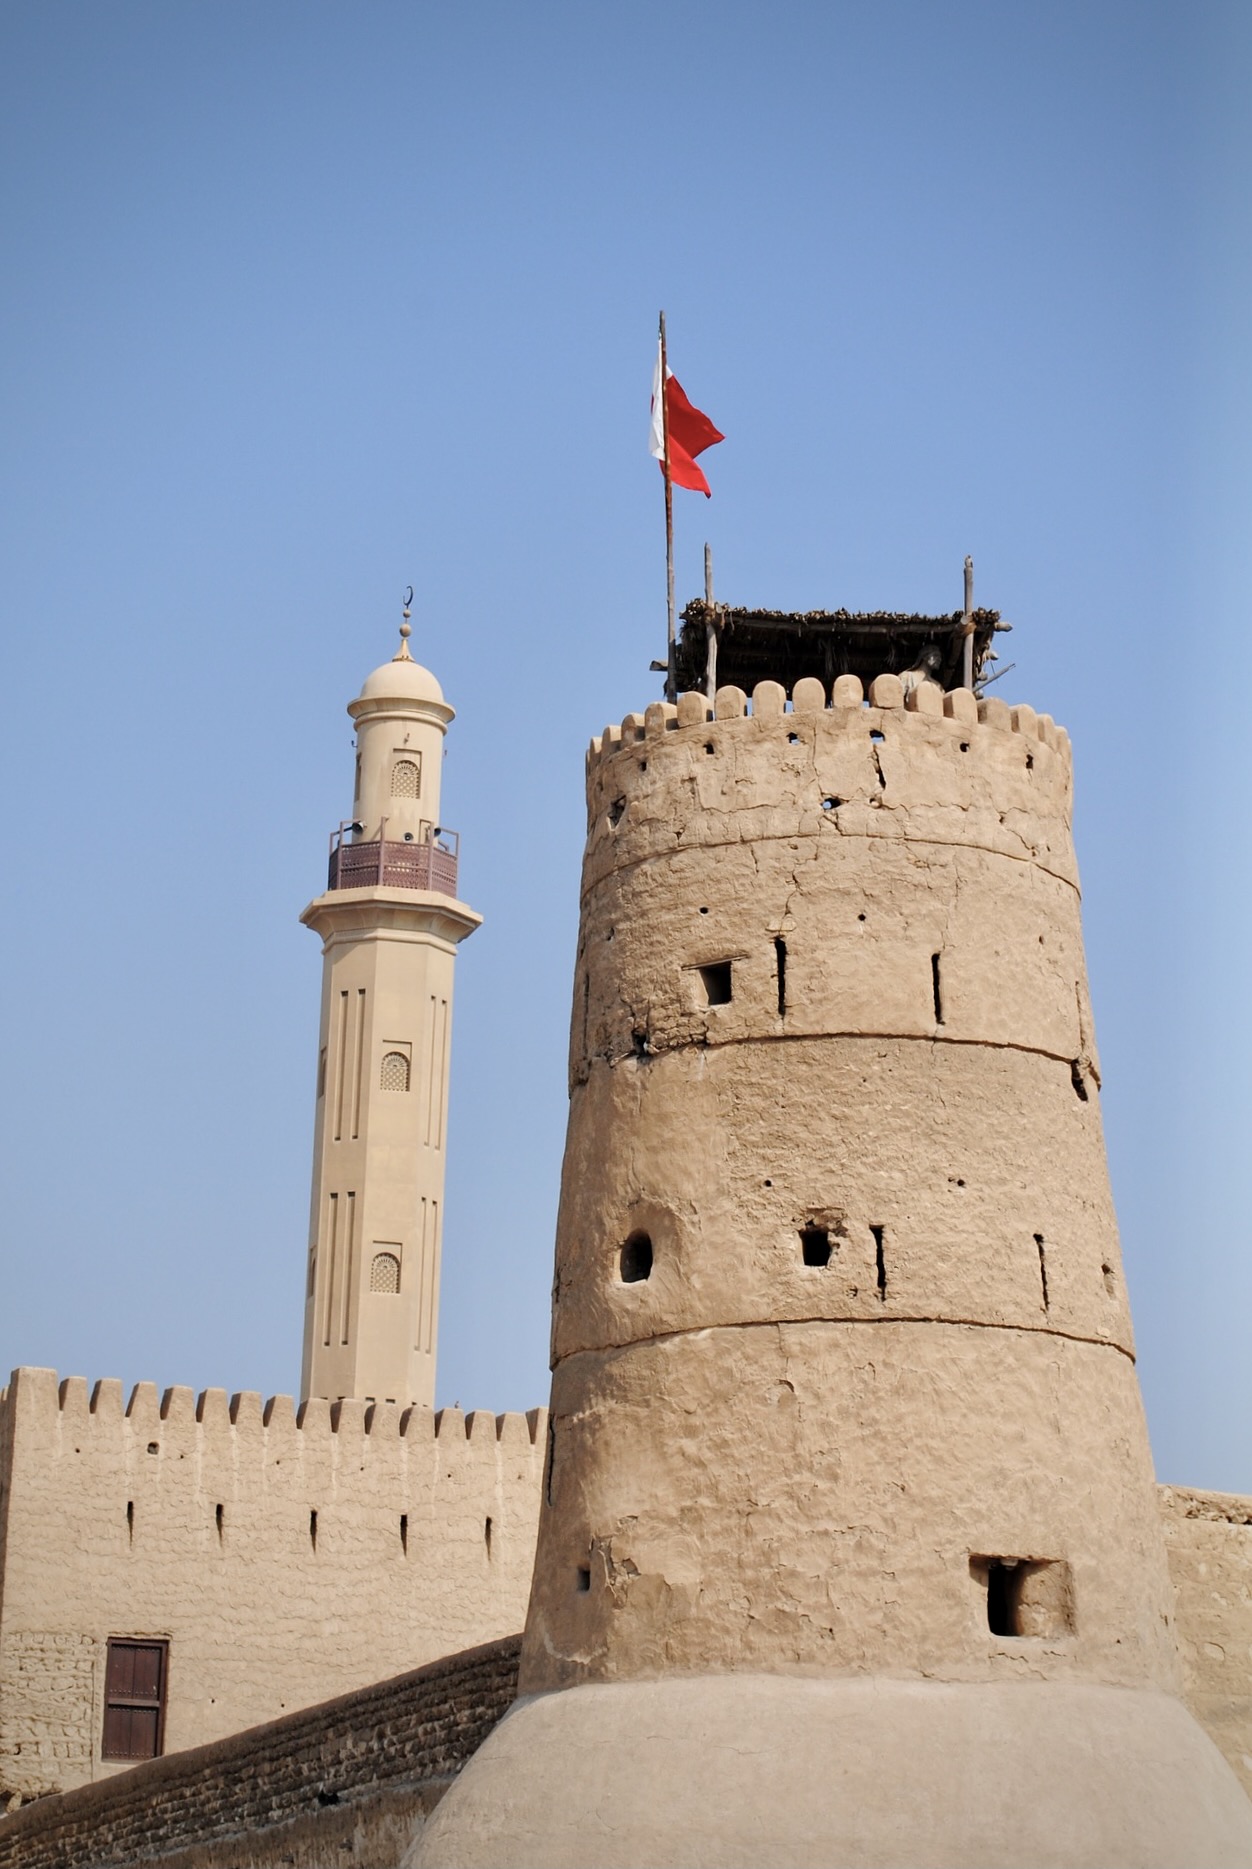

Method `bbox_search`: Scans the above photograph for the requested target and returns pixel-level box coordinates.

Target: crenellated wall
[0,1366,544,1803]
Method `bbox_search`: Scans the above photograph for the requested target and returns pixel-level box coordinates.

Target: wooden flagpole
[660,310,676,703]
[961,554,974,690]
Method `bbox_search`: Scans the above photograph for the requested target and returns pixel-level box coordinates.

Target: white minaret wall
[300,635,480,1410]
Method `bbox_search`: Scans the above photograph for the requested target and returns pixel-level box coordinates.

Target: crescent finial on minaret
[396,584,414,660]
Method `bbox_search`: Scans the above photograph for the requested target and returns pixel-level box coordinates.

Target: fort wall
[1161,1486,1252,1796]
[0,1366,544,1802]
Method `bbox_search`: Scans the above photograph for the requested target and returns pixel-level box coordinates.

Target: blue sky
[2,2,1249,1489]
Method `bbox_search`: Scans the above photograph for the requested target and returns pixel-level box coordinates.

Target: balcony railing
[327,822,460,896]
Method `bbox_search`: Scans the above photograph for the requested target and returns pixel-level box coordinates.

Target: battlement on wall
[580,673,1077,900]
[588,677,1069,769]
[0,1365,545,1468]
[0,1368,547,1804]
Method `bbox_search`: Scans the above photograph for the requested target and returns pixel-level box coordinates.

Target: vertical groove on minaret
[424,1000,439,1146]
[436,1000,450,1149]
[417,1197,437,1354]
[427,1201,439,1352]
[333,990,349,1142]
[341,1192,357,1345]
[351,989,366,1140]
[323,1193,339,1347]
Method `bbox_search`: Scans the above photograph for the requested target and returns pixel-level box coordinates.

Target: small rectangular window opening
[699,961,733,1006]
[871,1225,887,1300]
[974,1556,1073,1639]
[774,938,787,1018]
[399,1513,408,1555]
[309,1509,318,1552]
[800,1225,832,1267]
[485,1516,494,1559]
[126,1500,134,1544]
[931,953,944,1025]
[215,1503,224,1543]
[576,1565,592,1593]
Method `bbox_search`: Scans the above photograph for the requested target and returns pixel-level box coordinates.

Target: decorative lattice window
[371,1252,401,1294]
[391,757,421,799]
[381,1050,410,1092]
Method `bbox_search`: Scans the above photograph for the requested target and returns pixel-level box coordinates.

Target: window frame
[101,1636,169,1763]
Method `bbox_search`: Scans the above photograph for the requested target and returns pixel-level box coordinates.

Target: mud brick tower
[415,610,1252,1867]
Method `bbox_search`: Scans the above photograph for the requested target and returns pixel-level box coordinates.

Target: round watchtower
[415,675,1252,1868]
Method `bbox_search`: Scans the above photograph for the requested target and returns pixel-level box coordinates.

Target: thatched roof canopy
[674,601,1008,697]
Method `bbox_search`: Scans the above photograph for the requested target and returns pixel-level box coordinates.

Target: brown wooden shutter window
[102,1638,168,1761]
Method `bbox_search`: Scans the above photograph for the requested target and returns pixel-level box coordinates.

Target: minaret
[416,658,1252,1865]
[299,613,480,1410]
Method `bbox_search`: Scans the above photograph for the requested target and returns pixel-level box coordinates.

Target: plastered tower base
[412,1678,1252,1869]
[414,674,1252,1867]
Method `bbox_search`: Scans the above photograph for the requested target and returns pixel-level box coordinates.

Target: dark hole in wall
[126,1501,134,1544]
[485,1516,493,1559]
[309,1509,318,1552]
[608,797,626,826]
[986,1560,1019,1635]
[576,1566,592,1593]
[317,1789,341,1807]
[620,1231,654,1283]
[800,1225,832,1267]
[215,1503,224,1543]
[1102,1261,1117,1296]
[976,1556,1073,1638]
[400,1513,408,1555]
[1035,1234,1049,1310]
[931,953,944,1025]
[1070,1059,1089,1102]
[872,1225,887,1300]
[870,729,885,743]
[699,961,733,1005]
[774,938,787,1017]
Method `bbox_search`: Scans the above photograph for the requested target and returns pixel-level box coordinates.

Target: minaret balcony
[327,822,460,896]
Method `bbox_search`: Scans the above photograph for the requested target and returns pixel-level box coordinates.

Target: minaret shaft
[299,640,479,1410]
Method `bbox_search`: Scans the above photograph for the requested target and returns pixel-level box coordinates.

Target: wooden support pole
[961,555,974,690]
[704,541,718,701]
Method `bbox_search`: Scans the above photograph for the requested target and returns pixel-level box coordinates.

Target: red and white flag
[650,339,724,497]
